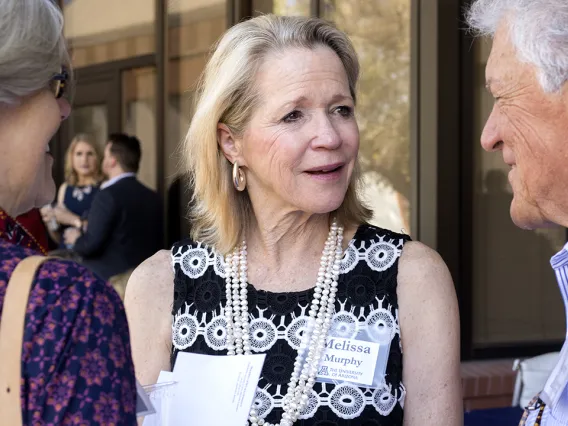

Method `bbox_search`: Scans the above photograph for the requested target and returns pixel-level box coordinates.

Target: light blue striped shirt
[99,172,136,190]
[525,242,568,425]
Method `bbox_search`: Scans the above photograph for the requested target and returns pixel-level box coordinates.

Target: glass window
[321,0,412,234]
[166,0,227,241]
[63,0,155,68]
[166,0,226,187]
[68,105,108,153]
[253,0,311,16]
[122,67,157,190]
[472,39,566,345]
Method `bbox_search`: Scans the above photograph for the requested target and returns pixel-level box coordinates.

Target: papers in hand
[142,353,266,426]
[141,372,177,426]
[136,379,156,417]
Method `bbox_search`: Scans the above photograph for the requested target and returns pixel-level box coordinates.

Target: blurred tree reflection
[272,0,310,16]
[271,0,411,231]
[322,0,411,230]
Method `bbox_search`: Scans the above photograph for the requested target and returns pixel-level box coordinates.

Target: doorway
[54,55,157,190]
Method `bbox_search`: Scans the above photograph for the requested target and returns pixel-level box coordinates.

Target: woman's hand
[53,206,82,228]
[40,204,81,228]
[40,205,61,242]
[63,227,81,246]
[40,205,55,222]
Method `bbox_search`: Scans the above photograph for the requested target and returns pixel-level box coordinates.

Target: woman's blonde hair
[64,134,104,186]
[184,14,371,254]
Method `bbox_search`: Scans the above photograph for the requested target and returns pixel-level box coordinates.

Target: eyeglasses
[50,66,69,99]
[519,394,545,426]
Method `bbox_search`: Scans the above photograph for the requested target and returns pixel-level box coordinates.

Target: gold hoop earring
[232,161,246,191]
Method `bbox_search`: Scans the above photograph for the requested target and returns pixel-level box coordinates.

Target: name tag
[317,337,380,386]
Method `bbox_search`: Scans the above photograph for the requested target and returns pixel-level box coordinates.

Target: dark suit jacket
[73,176,163,280]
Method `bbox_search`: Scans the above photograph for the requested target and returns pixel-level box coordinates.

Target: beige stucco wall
[64,0,224,42]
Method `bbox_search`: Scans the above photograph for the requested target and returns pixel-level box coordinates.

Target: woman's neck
[247,212,331,267]
[243,209,334,292]
[76,175,95,186]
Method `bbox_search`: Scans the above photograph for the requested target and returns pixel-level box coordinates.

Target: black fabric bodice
[170,224,410,425]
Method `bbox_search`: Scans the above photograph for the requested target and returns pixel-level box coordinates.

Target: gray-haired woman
[127,15,461,425]
[0,1,136,424]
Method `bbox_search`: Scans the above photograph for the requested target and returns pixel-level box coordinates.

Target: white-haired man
[467,0,568,425]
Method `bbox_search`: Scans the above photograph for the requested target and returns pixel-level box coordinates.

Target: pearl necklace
[224,219,344,426]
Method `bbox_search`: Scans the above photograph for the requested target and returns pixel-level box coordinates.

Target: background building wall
[56,0,566,359]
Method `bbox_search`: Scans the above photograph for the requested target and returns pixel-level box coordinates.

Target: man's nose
[480,103,503,152]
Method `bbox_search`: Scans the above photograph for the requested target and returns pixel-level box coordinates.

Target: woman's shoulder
[39,257,122,303]
[170,238,225,281]
[57,182,69,204]
[124,250,175,338]
[340,223,410,282]
[0,252,127,328]
[125,249,174,306]
[351,224,449,272]
[0,243,104,291]
[352,224,448,278]
[398,240,450,279]
[129,249,173,285]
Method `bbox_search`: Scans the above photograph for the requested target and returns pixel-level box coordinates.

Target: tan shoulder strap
[0,255,51,426]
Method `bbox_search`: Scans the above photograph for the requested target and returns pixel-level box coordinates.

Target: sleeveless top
[170,224,411,425]
[63,184,99,218]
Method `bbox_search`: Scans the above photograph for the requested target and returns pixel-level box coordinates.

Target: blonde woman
[126,15,461,425]
[41,133,103,244]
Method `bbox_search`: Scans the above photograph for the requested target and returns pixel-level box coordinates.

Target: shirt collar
[100,172,136,190]
[551,241,568,269]
[0,208,44,254]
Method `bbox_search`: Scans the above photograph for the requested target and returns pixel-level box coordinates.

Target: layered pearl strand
[224,219,344,426]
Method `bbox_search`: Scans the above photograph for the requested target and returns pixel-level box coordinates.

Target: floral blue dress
[0,209,137,425]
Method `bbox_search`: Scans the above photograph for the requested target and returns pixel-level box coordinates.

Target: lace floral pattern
[171,224,410,425]
[267,292,300,316]
[193,280,222,312]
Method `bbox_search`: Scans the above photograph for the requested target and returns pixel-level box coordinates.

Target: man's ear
[217,123,245,166]
[107,153,117,168]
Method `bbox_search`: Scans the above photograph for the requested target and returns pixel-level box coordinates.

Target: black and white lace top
[170,224,411,425]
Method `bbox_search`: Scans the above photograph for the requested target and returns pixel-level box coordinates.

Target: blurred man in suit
[64,133,163,280]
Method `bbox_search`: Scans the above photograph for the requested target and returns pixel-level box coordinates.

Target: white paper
[316,337,380,386]
[136,379,156,417]
[142,371,177,426]
[170,352,266,426]
[156,370,174,383]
